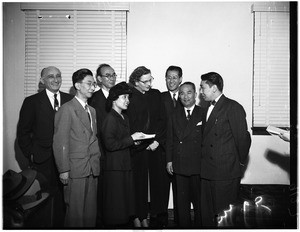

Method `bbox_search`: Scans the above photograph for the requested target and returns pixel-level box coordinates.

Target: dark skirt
[103,170,135,225]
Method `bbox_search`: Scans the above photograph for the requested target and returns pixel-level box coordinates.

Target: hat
[16,178,49,210]
[3,169,37,201]
[107,82,132,101]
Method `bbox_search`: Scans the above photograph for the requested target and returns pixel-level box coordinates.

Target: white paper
[266,125,287,135]
[138,133,156,140]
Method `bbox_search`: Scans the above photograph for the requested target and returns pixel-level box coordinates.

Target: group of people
[17,64,251,228]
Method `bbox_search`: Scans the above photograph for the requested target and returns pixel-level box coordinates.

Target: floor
[4,184,297,229]
[163,184,297,229]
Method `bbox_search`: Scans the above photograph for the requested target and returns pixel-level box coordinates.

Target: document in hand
[266,125,287,136]
[138,133,156,140]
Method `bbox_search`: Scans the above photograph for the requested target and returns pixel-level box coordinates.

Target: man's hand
[59,171,69,185]
[166,162,173,175]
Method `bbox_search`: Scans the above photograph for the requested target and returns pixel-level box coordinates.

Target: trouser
[31,156,65,227]
[64,175,98,228]
[175,174,201,228]
[200,178,240,228]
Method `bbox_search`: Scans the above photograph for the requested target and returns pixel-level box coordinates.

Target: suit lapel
[72,98,93,135]
[203,95,226,138]
[182,106,201,139]
[60,91,72,105]
[175,107,187,139]
[39,90,55,118]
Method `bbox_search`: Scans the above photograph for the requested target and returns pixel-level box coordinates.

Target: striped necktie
[54,93,59,111]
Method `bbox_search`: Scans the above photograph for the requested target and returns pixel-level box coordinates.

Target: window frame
[251,2,290,135]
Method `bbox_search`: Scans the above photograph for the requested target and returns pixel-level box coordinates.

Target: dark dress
[101,109,135,225]
[125,86,168,220]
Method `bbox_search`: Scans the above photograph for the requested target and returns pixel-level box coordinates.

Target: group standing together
[17,64,251,228]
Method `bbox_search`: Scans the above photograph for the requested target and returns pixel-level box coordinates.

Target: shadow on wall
[264,149,290,180]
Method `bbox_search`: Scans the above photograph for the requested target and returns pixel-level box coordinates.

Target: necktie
[54,94,59,111]
[211,100,216,106]
[85,104,91,123]
[187,109,191,121]
[172,93,177,107]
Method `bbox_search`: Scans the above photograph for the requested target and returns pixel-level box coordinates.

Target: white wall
[3,3,26,173]
[127,2,290,184]
[3,2,290,185]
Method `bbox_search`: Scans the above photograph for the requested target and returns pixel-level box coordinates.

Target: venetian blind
[24,10,127,96]
[253,10,290,128]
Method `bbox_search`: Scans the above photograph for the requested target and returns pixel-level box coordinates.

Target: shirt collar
[184,104,196,114]
[169,91,178,100]
[46,89,60,98]
[213,93,223,104]
[101,88,109,98]
[75,96,87,109]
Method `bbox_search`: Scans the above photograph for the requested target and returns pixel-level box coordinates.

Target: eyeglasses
[139,77,154,85]
[101,73,117,79]
[81,81,97,88]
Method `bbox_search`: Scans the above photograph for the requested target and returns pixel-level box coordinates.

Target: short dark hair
[72,68,93,90]
[96,64,111,77]
[165,65,182,78]
[179,81,196,92]
[129,66,151,86]
[201,72,223,92]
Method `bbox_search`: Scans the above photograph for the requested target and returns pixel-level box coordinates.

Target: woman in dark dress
[101,82,143,227]
[126,66,168,227]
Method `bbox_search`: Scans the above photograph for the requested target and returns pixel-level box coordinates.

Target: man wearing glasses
[17,66,73,227]
[53,68,101,227]
[88,63,116,228]
[126,66,168,228]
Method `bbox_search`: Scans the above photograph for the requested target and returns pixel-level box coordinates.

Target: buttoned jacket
[53,97,101,178]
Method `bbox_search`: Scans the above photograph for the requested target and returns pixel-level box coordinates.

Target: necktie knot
[172,93,177,107]
[210,100,216,106]
[187,109,191,121]
[54,93,59,111]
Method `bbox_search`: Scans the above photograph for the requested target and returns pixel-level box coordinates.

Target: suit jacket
[53,97,101,178]
[161,91,182,119]
[101,109,134,171]
[166,105,203,176]
[88,89,108,140]
[17,90,73,163]
[201,94,251,180]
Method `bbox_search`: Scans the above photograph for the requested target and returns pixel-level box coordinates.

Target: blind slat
[25,10,127,96]
[253,11,290,127]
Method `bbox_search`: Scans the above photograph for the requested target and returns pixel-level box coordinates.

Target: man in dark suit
[88,63,116,227]
[161,65,183,226]
[53,68,101,227]
[199,72,251,227]
[88,64,116,132]
[17,66,73,227]
[166,82,202,228]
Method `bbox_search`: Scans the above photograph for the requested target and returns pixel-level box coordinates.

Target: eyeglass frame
[101,73,117,79]
[139,77,154,85]
[81,81,98,89]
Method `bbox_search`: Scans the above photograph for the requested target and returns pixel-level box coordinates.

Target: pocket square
[196,121,202,126]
